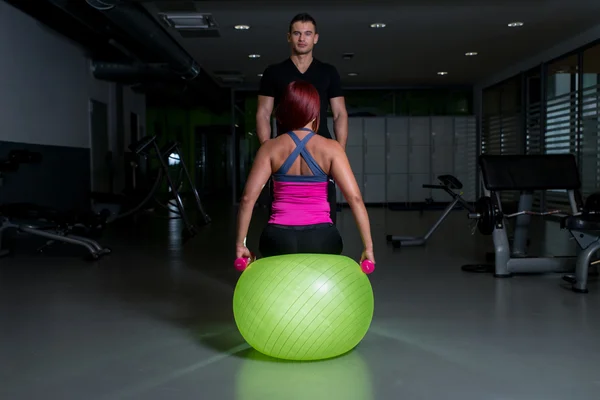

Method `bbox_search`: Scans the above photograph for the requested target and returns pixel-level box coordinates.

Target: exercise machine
[463,154,600,293]
[561,195,600,293]
[92,135,211,240]
[0,150,110,260]
[386,174,475,248]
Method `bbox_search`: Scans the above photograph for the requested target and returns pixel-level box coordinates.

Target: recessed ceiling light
[248,54,260,58]
[348,72,359,76]
[234,25,250,30]
[370,23,386,28]
[508,21,524,27]
[465,52,478,56]
[437,71,448,76]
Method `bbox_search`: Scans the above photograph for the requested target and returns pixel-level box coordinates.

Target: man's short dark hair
[289,13,317,33]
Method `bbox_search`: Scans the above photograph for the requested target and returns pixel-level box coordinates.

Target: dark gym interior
[2,1,600,399]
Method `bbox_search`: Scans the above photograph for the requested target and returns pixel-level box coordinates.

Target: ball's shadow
[189,319,358,364]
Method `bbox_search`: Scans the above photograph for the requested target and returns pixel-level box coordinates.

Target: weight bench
[0,149,112,260]
[0,203,111,260]
[386,174,475,247]
[463,154,600,293]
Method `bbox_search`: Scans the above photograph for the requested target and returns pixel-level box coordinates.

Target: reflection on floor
[1,203,599,400]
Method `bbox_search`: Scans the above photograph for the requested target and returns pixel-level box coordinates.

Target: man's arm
[256,95,274,144]
[328,65,348,149]
[256,66,276,144]
[330,97,348,149]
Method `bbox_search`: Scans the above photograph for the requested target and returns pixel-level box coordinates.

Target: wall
[0,1,145,211]
[0,2,107,148]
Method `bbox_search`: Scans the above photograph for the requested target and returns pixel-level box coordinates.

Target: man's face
[287,21,318,55]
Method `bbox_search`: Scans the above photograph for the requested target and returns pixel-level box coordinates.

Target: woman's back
[267,129,336,226]
[270,129,334,177]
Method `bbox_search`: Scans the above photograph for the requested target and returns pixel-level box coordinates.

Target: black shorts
[263,178,338,225]
[259,223,343,258]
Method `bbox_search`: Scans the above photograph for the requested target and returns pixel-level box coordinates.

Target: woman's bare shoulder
[313,136,344,155]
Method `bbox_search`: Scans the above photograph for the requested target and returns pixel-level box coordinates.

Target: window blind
[481,114,502,155]
[481,114,522,155]
[526,101,543,154]
[481,79,524,206]
[544,88,579,210]
[526,98,544,210]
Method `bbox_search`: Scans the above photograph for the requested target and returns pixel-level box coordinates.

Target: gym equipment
[470,195,562,236]
[0,150,110,260]
[234,252,256,271]
[92,135,211,240]
[0,204,111,259]
[233,253,374,361]
[386,174,474,248]
[560,209,600,293]
[360,259,376,274]
[463,154,600,292]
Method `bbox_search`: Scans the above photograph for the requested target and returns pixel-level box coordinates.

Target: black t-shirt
[258,58,344,139]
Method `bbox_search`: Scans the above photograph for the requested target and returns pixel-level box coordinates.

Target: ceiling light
[508,21,524,27]
[437,71,448,76]
[465,52,478,56]
[370,23,386,28]
[248,54,261,59]
[234,25,250,30]
[257,73,263,77]
[348,72,359,76]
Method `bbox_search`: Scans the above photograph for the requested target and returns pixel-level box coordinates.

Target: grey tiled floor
[1,204,599,400]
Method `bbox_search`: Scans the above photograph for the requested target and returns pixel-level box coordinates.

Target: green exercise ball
[232,253,374,361]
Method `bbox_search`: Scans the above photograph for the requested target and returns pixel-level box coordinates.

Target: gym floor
[1,203,599,400]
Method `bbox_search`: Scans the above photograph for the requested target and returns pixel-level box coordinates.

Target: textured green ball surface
[233,254,374,361]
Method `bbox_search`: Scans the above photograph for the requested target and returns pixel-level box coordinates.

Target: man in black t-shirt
[256,13,349,224]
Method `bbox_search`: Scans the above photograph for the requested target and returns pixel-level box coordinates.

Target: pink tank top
[268,129,332,226]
